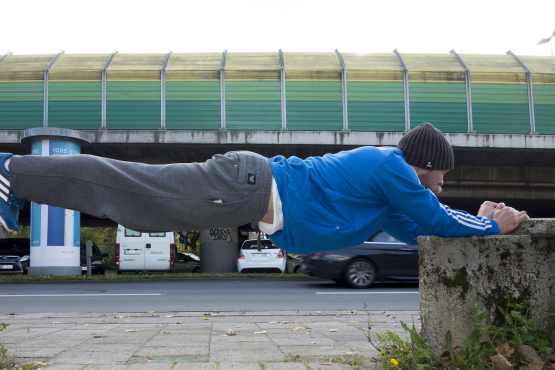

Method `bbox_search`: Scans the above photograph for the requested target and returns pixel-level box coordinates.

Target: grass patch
[0,271,310,282]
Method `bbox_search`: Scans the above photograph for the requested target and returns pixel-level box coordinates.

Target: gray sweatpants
[10,151,273,233]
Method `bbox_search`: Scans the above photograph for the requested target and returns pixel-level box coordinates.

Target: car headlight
[92,260,103,265]
[19,255,30,262]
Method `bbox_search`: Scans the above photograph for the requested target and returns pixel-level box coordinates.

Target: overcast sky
[2,0,554,57]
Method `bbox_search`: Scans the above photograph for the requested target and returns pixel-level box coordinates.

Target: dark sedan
[80,243,108,275]
[0,238,30,274]
[300,230,418,288]
[174,252,200,273]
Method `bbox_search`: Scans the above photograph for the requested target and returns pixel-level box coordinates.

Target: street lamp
[537,30,555,56]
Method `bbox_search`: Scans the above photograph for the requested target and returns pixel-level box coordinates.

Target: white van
[115,225,175,274]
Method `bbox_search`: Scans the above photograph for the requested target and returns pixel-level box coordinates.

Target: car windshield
[80,245,102,257]
[369,231,402,244]
[0,240,29,254]
[185,253,200,261]
[241,241,279,250]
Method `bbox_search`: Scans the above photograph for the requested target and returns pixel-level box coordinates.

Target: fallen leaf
[269,321,280,324]
[350,321,359,323]
[114,316,124,318]
[496,343,515,357]
[163,331,173,334]
[166,315,175,318]
[281,321,289,324]
[290,327,302,331]
[132,315,137,317]
[293,321,299,323]
[26,327,29,332]
[149,311,155,313]
[82,323,90,326]
[254,331,267,334]
[124,330,137,332]
[110,312,118,315]
[304,326,310,329]
[305,332,311,335]
[203,317,210,320]
[173,321,183,324]
[145,355,152,358]
[387,320,395,323]
[204,313,211,316]
[223,329,236,336]
[52,322,60,324]
[235,325,242,328]
[316,311,322,314]
[320,362,332,365]
[93,335,105,338]
[328,329,338,332]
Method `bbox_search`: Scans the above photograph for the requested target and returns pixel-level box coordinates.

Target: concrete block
[419,218,555,354]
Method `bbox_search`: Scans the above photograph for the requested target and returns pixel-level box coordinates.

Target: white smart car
[237,239,287,273]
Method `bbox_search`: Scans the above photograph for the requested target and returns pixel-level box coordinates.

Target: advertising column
[22,128,91,276]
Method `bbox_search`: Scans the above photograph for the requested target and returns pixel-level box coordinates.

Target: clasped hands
[477,201,529,235]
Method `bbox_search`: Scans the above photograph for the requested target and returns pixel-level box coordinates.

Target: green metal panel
[226,81,281,130]
[48,82,101,129]
[533,84,555,135]
[409,82,467,132]
[166,81,220,129]
[286,81,342,130]
[471,83,530,134]
[106,81,160,129]
[348,81,404,131]
[0,82,43,129]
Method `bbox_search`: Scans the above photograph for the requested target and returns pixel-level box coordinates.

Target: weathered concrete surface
[419,218,555,354]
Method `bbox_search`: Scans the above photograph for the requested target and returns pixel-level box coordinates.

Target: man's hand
[492,203,529,235]
[477,201,500,219]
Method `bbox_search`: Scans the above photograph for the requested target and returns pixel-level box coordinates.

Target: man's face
[418,169,447,195]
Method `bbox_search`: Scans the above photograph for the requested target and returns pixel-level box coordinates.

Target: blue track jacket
[268,146,499,255]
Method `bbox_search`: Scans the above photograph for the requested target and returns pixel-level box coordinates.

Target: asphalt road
[0,280,419,313]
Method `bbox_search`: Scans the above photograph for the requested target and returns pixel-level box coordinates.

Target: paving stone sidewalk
[0,310,420,369]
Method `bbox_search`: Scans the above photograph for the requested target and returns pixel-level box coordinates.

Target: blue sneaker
[0,154,25,237]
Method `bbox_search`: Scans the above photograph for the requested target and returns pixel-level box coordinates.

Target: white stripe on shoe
[0,174,8,188]
[0,182,8,197]
[0,192,6,202]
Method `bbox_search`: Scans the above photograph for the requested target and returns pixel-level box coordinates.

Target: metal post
[43,50,64,128]
[507,50,537,134]
[394,49,410,131]
[161,50,173,130]
[101,50,118,129]
[0,50,12,63]
[220,50,228,130]
[451,49,474,133]
[279,49,287,130]
[86,240,93,276]
[335,49,349,131]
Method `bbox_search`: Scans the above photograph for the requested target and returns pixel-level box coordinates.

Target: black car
[174,252,200,273]
[300,230,418,288]
[0,238,31,274]
[80,243,108,275]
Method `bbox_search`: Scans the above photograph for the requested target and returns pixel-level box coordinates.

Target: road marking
[316,292,419,295]
[0,294,164,297]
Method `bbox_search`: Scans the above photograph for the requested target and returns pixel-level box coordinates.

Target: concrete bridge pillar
[199,227,238,273]
[419,218,555,354]
[22,128,91,276]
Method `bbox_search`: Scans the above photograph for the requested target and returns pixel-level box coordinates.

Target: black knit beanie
[397,122,454,170]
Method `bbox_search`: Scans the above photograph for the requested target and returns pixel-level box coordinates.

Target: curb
[0,277,326,285]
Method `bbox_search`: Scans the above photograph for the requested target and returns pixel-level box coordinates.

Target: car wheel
[192,267,200,273]
[293,266,302,274]
[344,258,377,289]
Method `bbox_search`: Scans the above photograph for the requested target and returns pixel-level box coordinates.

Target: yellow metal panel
[402,54,464,72]
[532,73,555,84]
[226,52,280,70]
[342,53,403,71]
[107,53,166,81]
[49,54,110,81]
[0,54,55,81]
[516,56,555,75]
[166,53,222,70]
[459,54,526,73]
[408,71,465,82]
[346,71,404,81]
[283,53,341,81]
